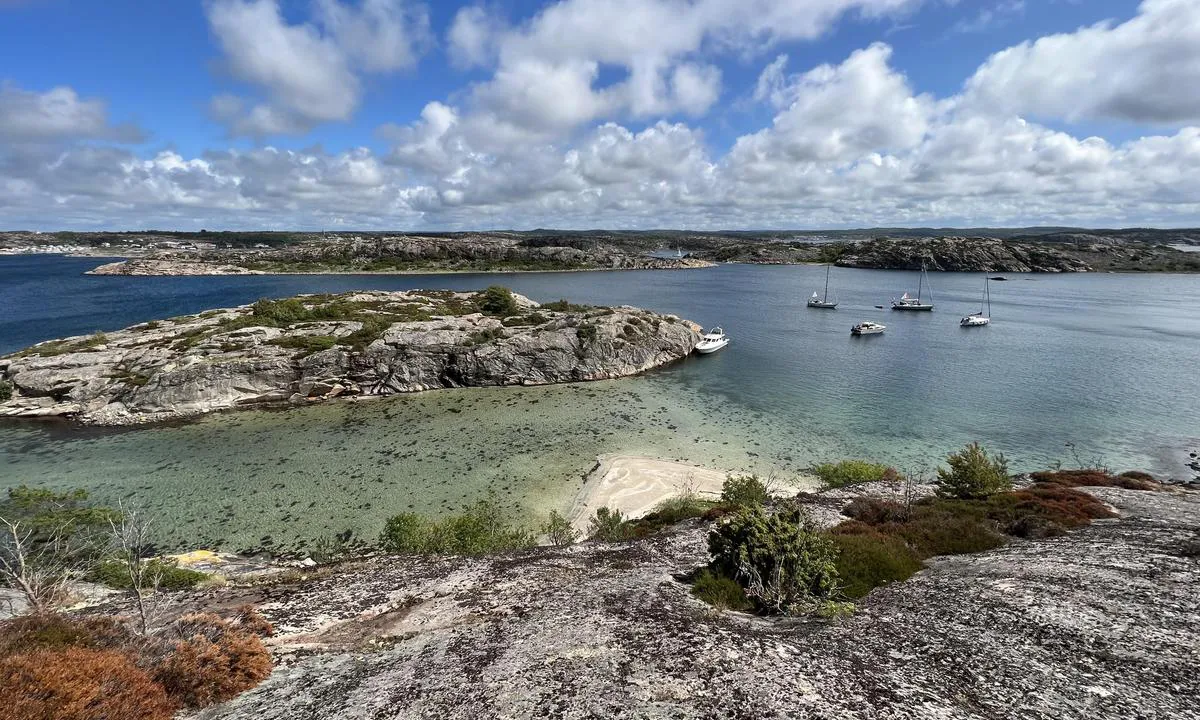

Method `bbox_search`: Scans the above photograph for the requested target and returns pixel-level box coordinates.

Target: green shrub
[380,499,534,556]
[935,442,1010,499]
[707,506,840,615]
[828,532,923,599]
[540,299,590,312]
[93,558,208,591]
[588,507,635,542]
[690,568,751,611]
[250,298,310,324]
[541,510,579,546]
[645,493,709,525]
[720,475,769,509]
[0,380,11,402]
[576,323,598,343]
[814,460,894,489]
[479,286,520,317]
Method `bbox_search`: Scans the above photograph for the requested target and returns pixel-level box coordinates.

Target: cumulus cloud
[6,0,1200,229]
[447,5,503,69]
[0,83,144,143]
[964,0,1200,125]
[205,0,430,136]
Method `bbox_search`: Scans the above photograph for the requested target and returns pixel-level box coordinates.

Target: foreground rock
[154,485,1199,719]
[0,290,698,426]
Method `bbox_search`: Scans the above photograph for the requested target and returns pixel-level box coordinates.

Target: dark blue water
[2,255,1198,549]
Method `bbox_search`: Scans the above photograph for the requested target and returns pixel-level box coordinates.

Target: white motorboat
[851,321,886,336]
[892,262,934,311]
[807,264,838,309]
[695,327,730,354]
[960,275,992,327]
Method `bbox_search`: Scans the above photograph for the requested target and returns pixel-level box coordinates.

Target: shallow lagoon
[2,256,1198,550]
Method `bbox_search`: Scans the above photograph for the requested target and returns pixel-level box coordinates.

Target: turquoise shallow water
[2,256,1198,551]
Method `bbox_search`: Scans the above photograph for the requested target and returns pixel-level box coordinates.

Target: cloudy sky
[1,0,1198,230]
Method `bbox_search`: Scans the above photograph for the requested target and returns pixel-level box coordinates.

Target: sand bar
[568,454,815,533]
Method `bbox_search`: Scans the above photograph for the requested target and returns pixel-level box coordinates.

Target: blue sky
[0,0,1197,230]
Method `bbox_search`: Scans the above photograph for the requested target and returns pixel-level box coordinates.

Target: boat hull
[806,301,838,309]
[892,304,933,311]
[694,339,729,354]
[960,316,990,326]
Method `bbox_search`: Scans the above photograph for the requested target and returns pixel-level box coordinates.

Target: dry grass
[0,647,177,720]
[1030,469,1160,491]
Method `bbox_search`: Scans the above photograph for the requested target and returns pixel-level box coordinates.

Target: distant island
[3,227,1199,274]
[0,288,698,426]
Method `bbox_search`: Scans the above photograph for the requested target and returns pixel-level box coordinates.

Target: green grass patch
[380,498,534,556]
[814,460,896,489]
[828,532,923,599]
[92,559,208,591]
[267,335,340,353]
[689,568,752,611]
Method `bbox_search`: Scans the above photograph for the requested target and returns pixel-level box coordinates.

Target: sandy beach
[568,454,816,533]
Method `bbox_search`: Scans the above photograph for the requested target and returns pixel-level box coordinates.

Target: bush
[935,443,1011,499]
[814,460,894,489]
[690,568,751,611]
[0,380,12,402]
[93,558,208,591]
[721,475,769,509]
[250,297,310,324]
[479,286,519,317]
[541,510,579,546]
[707,506,840,614]
[645,493,709,525]
[268,335,339,353]
[829,532,923,599]
[541,299,590,312]
[153,613,273,709]
[1030,469,1159,491]
[0,614,132,658]
[0,647,177,720]
[841,497,909,524]
[588,507,635,542]
[380,499,535,555]
[576,323,598,343]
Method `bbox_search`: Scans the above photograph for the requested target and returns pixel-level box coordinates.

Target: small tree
[0,486,116,615]
[541,510,579,546]
[720,474,769,509]
[0,379,12,402]
[935,442,1011,499]
[107,503,167,634]
[479,286,519,317]
[588,507,633,542]
[708,506,840,615]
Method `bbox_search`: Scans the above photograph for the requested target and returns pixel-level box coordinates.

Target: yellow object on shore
[169,549,223,566]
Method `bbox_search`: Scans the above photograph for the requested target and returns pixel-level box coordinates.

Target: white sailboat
[807,264,838,309]
[892,261,934,311]
[960,275,992,327]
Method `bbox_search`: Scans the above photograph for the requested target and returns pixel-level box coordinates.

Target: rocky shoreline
[0,290,699,426]
[122,481,1199,719]
[696,236,1200,273]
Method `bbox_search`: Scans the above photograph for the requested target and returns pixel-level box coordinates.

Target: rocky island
[0,288,698,426]
[83,233,714,276]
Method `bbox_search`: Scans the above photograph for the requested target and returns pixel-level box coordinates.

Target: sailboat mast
[985,276,991,317]
[917,262,924,301]
[823,263,831,301]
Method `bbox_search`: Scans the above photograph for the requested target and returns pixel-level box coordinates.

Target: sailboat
[960,275,992,327]
[892,261,934,311]
[676,246,683,258]
[807,264,838,309]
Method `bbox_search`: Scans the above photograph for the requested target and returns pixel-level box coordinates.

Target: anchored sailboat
[807,264,838,309]
[892,261,934,311]
[961,275,992,327]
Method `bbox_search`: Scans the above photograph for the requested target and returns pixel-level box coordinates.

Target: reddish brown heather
[0,647,177,720]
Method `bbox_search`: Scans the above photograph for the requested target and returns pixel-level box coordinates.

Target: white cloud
[0,83,144,143]
[447,5,503,69]
[950,0,1024,35]
[205,0,430,136]
[964,0,1200,124]
[6,1,1200,229]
